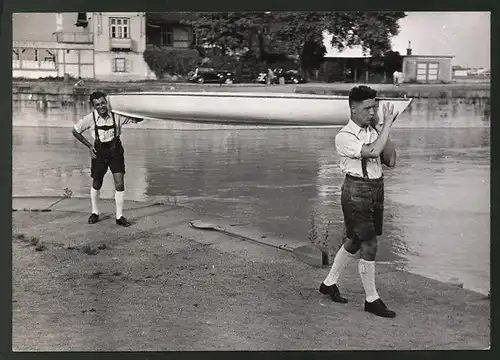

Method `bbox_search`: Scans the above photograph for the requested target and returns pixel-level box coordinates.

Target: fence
[13,46,94,79]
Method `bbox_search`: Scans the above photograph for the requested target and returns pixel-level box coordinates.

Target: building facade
[13,13,94,79]
[12,12,196,81]
[91,12,155,81]
[145,13,199,49]
[402,55,454,83]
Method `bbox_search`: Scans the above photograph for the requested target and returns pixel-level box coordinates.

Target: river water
[12,96,490,295]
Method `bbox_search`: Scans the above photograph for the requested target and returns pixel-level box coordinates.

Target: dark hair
[348,85,377,107]
[89,91,107,103]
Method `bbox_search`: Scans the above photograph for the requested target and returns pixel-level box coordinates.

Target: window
[113,58,127,72]
[416,63,427,81]
[427,63,438,81]
[416,62,440,82]
[110,18,129,39]
[160,26,173,46]
[175,28,189,48]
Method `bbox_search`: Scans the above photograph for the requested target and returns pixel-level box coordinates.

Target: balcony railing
[146,40,191,49]
[13,60,57,70]
[110,37,133,50]
[54,32,93,44]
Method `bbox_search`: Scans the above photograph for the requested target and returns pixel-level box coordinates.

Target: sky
[325,12,491,69]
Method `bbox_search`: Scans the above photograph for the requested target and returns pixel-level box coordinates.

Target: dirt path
[12,198,490,351]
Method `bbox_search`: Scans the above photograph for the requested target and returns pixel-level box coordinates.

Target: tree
[143,48,200,79]
[270,12,406,57]
[300,40,327,78]
[180,12,269,56]
[180,12,406,75]
[382,50,403,75]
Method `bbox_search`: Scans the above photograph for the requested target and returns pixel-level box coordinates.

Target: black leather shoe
[364,298,396,318]
[88,213,99,224]
[319,283,348,303]
[116,216,132,227]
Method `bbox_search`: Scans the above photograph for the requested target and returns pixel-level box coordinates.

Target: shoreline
[12,196,490,350]
[12,195,490,297]
[12,79,490,100]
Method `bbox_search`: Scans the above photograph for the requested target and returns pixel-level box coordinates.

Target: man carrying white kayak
[72,90,143,227]
[319,85,399,318]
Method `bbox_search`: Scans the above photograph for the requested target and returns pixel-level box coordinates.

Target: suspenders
[339,129,370,180]
[361,158,369,180]
[92,111,117,148]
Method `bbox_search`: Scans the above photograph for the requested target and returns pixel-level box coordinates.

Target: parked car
[187,67,236,84]
[256,69,306,84]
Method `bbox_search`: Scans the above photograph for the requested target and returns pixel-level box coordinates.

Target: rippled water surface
[12,97,490,295]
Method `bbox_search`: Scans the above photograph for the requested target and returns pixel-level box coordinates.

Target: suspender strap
[361,158,369,179]
[339,129,369,179]
[92,111,100,147]
[92,111,118,147]
[111,112,117,141]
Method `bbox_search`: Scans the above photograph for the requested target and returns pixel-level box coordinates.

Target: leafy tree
[270,12,406,61]
[301,40,327,78]
[180,12,271,57]
[382,50,403,75]
[180,12,406,76]
[143,48,200,78]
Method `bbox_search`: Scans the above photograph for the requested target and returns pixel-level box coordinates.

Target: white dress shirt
[73,110,137,143]
[335,119,383,179]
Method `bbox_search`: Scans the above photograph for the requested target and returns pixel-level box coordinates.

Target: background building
[13,13,93,79]
[145,13,199,49]
[402,55,454,83]
[92,12,154,81]
[401,42,454,83]
[12,12,162,81]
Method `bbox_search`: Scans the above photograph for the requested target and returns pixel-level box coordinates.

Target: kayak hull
[108,91,413,126]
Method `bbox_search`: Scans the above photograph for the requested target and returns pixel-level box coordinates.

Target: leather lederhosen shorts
[91,137,125,179]
[341,174,384,242]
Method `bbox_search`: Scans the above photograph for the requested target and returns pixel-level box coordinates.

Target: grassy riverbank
[12,196,490,351]
[12,78,490,99]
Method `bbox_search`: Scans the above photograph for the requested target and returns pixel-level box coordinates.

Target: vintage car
[256,69,307,84]
[187,67,236,84]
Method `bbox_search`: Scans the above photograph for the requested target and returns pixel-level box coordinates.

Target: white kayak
[108,91,413,126]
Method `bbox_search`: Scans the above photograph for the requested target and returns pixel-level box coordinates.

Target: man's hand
[106,96,113,112]
[89,145,97,159]
[361,102,397,159]
[382,102,399,127]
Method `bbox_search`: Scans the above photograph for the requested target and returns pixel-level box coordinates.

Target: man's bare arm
[72,128,92,148]
[73,128,98,159]
[381,138,396,167]
[374,123,397,167]
[360,123,391,158]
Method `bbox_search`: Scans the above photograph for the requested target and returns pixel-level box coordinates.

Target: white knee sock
[323,245,356,286]
[90,188,100,215]
[115,190,124,219]
[358,259,380,303]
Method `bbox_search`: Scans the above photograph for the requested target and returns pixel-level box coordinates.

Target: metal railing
[146,40,192,49]
[13,60,57,70]
[54,32,93,44]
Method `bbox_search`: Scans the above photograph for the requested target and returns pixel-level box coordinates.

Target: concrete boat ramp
[12,196,490,351]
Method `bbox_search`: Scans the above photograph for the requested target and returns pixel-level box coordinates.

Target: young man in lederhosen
[72,91,143,227]
[319,85,399,318]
